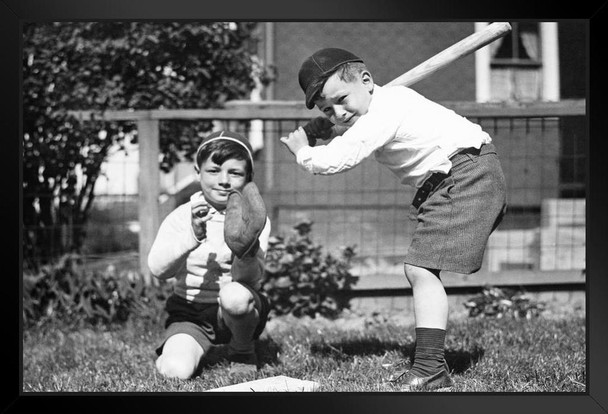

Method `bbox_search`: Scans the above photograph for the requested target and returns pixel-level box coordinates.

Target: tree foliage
[23,22,269,268]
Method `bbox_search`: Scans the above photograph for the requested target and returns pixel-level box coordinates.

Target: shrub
[23,254,171,328]
[463,285,546,319]
[262,220,358,319]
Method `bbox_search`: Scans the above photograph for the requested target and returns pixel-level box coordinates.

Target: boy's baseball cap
[298,48,364,109]
[195,130,254,168]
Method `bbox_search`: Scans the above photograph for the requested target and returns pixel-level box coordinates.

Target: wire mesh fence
[22,101,586,286]
[254,114,586,283]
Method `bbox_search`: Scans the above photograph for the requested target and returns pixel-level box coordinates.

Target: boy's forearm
[147,220,201,280]
[148,243,193,280]
[296,144,356,175]
[289,141,308,156]
[283,139,308,157]
[148,241,194,280]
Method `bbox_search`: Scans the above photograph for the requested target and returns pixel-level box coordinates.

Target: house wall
[270,22,477,102]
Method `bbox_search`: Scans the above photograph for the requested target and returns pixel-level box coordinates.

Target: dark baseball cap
[298,48,364,109]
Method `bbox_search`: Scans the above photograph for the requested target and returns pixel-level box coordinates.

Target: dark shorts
[155,283,270,356]
[405,142,507,274]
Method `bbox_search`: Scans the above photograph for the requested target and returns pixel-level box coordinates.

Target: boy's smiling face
[314,70,374,127]
[197,156,248,210]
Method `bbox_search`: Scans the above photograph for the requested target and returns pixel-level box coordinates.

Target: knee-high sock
[410,327,446,377]
[223,309,259,355]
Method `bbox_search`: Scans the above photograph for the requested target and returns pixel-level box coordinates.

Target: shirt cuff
[296,146,313,167]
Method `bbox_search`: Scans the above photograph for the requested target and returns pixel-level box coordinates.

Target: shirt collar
[208,205,225,216]
[367,84,384,113]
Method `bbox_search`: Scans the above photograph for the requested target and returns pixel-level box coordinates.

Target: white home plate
[206,375,319,392]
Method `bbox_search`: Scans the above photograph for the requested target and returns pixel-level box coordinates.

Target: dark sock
[410,327,447,377]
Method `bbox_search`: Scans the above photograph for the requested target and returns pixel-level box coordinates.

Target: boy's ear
[361,70,374,91]
[194,164,200,174]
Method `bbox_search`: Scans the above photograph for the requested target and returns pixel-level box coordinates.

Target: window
[489,22,542,102]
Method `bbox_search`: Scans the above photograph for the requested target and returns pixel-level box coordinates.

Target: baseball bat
[385,22,512,87]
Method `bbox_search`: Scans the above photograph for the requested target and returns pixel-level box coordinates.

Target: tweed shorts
[404,143,507,274]
[155,283,270,356]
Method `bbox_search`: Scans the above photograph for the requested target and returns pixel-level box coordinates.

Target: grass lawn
[22,304,586,393]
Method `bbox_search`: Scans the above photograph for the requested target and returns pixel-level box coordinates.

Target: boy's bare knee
[404,264,440,286]
[404,263,421,282]
[156,355,196,380]
[157,334,203,380]
[219,282,255,316]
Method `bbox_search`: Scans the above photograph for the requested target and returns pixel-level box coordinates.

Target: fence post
[256,120,278,226]
[137,116,160,284]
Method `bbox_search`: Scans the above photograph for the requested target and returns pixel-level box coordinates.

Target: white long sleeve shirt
[147,201,271,303]
[296,85,491,188]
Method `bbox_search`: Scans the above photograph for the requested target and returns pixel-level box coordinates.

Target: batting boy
[280,48,507,391]
[149,130,270,379]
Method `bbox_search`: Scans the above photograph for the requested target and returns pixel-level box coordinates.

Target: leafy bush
[463,285,546,319]
[263,220,358,319]
[23,254,171,328]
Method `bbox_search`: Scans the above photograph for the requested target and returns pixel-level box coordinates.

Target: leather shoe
[227,351,258,377]
[389,362,453,391]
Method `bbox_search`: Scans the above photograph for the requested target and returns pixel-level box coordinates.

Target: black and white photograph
[8,2,608,413]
